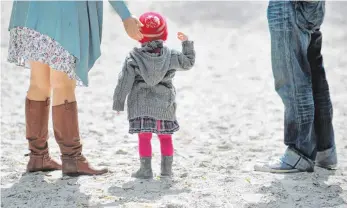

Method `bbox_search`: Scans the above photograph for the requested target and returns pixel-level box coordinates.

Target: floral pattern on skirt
[8,27,84,86]
[129,117,180,135]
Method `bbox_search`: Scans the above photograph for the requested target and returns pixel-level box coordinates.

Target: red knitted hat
[139,12,168,44]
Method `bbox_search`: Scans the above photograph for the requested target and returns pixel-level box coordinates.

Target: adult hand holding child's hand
[123,16,144,41]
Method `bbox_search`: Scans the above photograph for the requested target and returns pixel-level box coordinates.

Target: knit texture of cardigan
[113,40,195,121]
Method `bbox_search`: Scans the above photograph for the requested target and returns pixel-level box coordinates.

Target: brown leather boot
[52,100,108,176]
[25,98,62,172]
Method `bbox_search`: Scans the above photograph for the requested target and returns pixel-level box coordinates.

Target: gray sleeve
[112,58,135,111]
[170,40,195,71]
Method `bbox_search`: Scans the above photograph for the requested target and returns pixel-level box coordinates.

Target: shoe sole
[63,171,108,177]
[131,176,153,179]
[63,173,85,177]
[315,164,337,170]
[27,169,61,173]
[131,174,153,179]
[254,165,300,173]
[160,174,172,178]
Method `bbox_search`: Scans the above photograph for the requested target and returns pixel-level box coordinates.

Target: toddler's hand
[177,32,188,41]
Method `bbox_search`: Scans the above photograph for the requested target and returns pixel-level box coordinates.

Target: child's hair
[139,12,168,44]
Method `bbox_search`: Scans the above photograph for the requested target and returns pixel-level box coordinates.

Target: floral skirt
[129,117,180,135]
[8,27,83,85]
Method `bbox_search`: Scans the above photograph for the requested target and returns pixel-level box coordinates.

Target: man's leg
[255,1,325,173]
[308,30,337,169]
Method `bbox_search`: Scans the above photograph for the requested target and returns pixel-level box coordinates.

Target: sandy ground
[1,1,346,208]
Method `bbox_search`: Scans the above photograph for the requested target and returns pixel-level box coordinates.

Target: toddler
[113,12,195,178]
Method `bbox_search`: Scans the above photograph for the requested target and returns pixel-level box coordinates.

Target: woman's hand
[177,32,188,41]
[123,16,144,41]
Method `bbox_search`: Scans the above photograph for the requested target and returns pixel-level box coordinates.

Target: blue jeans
[267,0,334,160]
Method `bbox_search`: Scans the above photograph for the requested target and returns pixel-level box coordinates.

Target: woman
[8,1,143,176]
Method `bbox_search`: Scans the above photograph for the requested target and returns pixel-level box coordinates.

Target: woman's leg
[132,132,153,179]
[27,61,51,100]
[26,61,61,172]
[50,69,107,176]
[50,69,76,105]
[308,30,337,169]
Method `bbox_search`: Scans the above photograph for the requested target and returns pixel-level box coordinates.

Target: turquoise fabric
[9,1,131,86]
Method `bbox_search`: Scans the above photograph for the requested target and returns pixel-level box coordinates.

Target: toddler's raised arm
[170,33,195,71]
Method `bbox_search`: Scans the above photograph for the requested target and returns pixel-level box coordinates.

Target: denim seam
[294,4,314,126]
[284,2,299,127]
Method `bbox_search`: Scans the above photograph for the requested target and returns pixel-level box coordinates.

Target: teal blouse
[9,1,131,86]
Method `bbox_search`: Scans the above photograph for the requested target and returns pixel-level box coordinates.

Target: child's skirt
[129,117,179,135]
[7,27,81,85]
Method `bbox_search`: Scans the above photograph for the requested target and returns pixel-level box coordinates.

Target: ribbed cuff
[182,40,194,47]
[182,40,194,53]
[113,100,125,111]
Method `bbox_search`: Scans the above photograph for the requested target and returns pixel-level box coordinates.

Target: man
[255,0,337,173]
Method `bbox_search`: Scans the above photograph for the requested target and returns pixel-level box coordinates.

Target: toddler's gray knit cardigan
[113,40,195,121]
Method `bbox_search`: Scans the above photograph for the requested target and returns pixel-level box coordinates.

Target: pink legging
[138,132,173,157]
